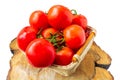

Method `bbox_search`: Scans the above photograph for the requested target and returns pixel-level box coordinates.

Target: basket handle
[72,27,96,62]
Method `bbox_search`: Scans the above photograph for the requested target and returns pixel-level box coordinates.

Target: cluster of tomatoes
[17,5,89,68]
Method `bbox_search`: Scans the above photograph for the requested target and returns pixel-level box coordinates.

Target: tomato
[42,28,57,39]
[47,5,73,30]
[29,10,48,31]
[63,24,86,49]
[85,27,91,38]
[25,38,56,67]
[72,14,87,30]
[17,26,37,51]
[54,47,74,65]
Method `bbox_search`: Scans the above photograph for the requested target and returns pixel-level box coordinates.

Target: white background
[0,0,120,80]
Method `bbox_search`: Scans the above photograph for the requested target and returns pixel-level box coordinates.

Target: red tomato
[29,10,48,31]
[63,24,86,49]
[85,27,91,38]
[17,26,37,51]
[47,5,73,30]
[72,14,87,30]
[42,28,57,39]
[25,38,56,67]
[54,47,74,65]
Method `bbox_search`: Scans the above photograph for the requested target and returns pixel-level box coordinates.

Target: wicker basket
[49,26,96,76]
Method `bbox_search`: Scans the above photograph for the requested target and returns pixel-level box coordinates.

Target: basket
[49,26,96,76]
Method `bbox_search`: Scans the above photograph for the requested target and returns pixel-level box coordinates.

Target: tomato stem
[36,29,43,38]
[71,9,77,15]
[46,32,65,52]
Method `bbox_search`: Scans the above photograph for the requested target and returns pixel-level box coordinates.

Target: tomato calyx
[46,32,65,52]
[71,9,78,15]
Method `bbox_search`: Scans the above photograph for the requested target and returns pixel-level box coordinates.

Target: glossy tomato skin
[25,38,56,67]
[29,10,48,31]
[72,14,87,30]
[48,5,73,30]
[17,26,37,51]
[54,47,74,65]
[42,28,57,39]
[63,24,86,49]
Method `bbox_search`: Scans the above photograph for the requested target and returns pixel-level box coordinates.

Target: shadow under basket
[49,26,96,76]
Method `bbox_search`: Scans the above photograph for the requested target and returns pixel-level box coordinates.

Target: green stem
[46,33,65,52]
[71,9,77,15]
